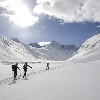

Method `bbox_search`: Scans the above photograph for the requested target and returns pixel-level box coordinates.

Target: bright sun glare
[9,2,38,28]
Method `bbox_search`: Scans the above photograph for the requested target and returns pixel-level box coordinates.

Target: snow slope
[0,34,36,62]
[68,34,100,62]
[0,61,100,100]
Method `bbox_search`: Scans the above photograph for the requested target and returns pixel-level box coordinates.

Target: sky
[0,0,100,46]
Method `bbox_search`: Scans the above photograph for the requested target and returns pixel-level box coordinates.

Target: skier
[23,63,32,78]
[46,63,49,70]
[12,63,20,80]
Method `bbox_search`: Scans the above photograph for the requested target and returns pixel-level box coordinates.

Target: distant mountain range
[1,34,100,62]
[11,38,21,43]
[30,40,79,52]
[29,42,41,48]
[29,40,79,60]
[0,34,79,61]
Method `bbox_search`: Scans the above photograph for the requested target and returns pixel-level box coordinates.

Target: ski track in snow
[0,63,69,85]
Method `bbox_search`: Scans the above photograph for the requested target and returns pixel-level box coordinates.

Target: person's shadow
[8,80,16,85]
[23,77,28,80]
[8,74,22,85]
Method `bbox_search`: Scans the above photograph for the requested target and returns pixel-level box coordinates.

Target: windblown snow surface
[0,34,100,100]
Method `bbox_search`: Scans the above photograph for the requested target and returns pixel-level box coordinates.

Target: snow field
[0,61,100,100]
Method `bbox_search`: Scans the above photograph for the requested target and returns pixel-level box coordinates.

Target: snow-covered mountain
[32,40,78,61]
[61,44,79,52]
[0,34,36,62]
[22,40,79,61]
[0,34,78,61]
[68,34,100,62]
[11,38,21,43]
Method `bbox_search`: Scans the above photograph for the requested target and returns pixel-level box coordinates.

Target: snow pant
[24,71,27,76]
[23,70,27,78]
[14,70,17,78]
[46,66,49,70]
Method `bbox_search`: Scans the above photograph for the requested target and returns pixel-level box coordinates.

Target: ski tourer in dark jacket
[46,63,49,70]
[12,63,20,80]
[23,63,32,78]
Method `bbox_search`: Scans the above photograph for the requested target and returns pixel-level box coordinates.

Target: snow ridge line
[0,63,71,85]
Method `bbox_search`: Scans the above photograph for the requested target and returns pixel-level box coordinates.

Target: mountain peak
[11,38,21,43]
[81,34,100,49]
[29,42,41,48]
[61,44,79,51]
[69,34,100,62]
[49,40,61,48]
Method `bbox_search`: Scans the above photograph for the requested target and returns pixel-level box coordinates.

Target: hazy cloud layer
[33,0,100,23]
[0,0,38,27]
[0,0,100,27]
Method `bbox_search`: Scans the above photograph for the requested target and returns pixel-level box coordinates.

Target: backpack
[23,65,27,71]
[12,65,15,71]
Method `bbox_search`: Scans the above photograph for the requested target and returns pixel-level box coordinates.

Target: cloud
[33,0,100,23]
[41,26,45,29]
[38,42,51,46]
[0,6,14,16]
[96,25,100,28]
[0,0,39,27]
[23,0,36,10]
[0,6,7,14]
[0,0,6,2]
